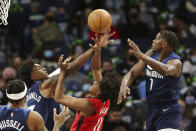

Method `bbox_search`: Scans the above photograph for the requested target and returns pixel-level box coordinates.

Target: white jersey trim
[158,128,180,131]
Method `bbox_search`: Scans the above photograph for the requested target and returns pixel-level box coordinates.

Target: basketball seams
[91,15,110,30]
[88,9,112,33]
[99,11,102,33]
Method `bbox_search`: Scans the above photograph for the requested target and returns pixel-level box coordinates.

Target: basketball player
[18,30,114,130]
[118,30,182,131]
[0,80,70,131]
[55,35,121,131]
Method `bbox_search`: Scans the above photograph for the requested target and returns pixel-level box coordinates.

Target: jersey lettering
[26,92,41,102]
[0,120,24,131]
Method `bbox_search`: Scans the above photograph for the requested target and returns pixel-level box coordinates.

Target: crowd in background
[0,0,196,131]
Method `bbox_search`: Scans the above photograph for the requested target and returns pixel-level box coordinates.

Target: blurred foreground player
[118,30,182,131]
[0,80,70,131]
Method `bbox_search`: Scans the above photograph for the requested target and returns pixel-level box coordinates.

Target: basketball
[88,9,112,33]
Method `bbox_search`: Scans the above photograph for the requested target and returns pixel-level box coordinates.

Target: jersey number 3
[29,105,35,111]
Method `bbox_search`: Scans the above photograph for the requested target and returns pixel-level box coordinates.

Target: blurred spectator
[104,0,126,26]
[28,1,44,28]
[11,56,22,70]
[117,50,137,76]
[64,15,83,46]
[56,6,70,33]
[102,59,114,76]
[102,102,132,131]
[32,10,63,57]
[0,67,7,105]
[119,7,150,39]
[182,49,196,87]
[139,1,155,29]
[70,43,91,74]
[2,67,16,82]
[0,67,16,105]
[64,71,87,93]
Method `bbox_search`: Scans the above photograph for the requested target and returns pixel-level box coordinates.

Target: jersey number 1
[150,78,153,91]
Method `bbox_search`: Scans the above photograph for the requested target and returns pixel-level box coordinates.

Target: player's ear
[162,41,167,48]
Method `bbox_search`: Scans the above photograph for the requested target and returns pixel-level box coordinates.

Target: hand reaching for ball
[90,29,115,50]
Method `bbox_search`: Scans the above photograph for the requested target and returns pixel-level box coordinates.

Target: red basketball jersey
[70,98,110,131]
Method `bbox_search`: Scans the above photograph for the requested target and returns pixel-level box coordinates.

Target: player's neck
[158,49,173,61]
[9,103,24,109]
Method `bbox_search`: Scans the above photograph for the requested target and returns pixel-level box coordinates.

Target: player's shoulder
[167,58,182,66]
[28,111,43,122]
[27,111,45,130]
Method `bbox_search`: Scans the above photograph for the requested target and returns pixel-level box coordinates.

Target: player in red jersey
[55,32,121,131]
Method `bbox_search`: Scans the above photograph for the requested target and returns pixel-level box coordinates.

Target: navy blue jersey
[146,52,182,107]
[26,81,61,131]
[0,105,30,131]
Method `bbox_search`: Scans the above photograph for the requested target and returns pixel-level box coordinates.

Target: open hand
[58,55,71,70]
[53,106,70,125]
[128,38,144,59]
[91,29,115,48]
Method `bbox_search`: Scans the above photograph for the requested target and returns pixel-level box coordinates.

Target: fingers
[53,108,57,117]
[95,34,99,41]
[128,38,139,51]
[127,88,130,95]
[64,115,70,122]
[89,44,93,48]
[108,31,115,38]
[117,93,123,104]
[63,57,71,65]
[105,28,111,34]
[58,55,64,65]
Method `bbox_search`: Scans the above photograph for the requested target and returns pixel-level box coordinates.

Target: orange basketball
[88,9,112,33]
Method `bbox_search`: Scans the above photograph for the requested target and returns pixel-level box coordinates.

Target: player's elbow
[54,93,62,103]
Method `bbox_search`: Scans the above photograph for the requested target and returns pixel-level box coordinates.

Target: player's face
[109,111,123,123]
[31,64,48,81]
[152,33,165,52]
[89,81,100,96]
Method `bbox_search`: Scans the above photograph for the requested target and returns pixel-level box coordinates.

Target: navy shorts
[146,103,182,131]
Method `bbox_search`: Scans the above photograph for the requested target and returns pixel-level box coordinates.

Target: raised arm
[90,46,102,82]
[54,56,96,116]
[45,31,115,87]
[118,48,154,104]
[66,48,94,75]
[128,39,182,77]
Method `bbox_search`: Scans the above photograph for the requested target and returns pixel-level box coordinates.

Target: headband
[6,82,27,100]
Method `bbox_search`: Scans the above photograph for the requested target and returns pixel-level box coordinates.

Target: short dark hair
[110,102,125,112]
[7,80,26,104]
[159,30,180,51]
[18,59,35,88]
[98,71,121,105]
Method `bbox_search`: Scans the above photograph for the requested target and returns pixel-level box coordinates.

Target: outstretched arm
[118,48,154,104]
[128,39,182,77]
[66,48,94,75]
[90,46,102,82]
[54,56,96,116]
[46,30,115,87]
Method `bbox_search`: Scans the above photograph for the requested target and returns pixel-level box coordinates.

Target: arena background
[0,0,196,131]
